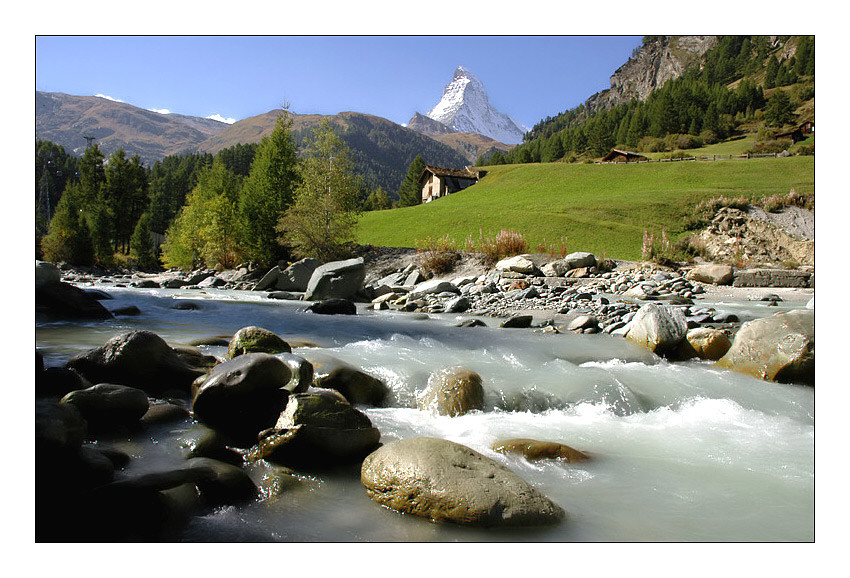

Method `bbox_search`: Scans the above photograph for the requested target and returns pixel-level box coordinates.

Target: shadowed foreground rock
[361,437,565,527]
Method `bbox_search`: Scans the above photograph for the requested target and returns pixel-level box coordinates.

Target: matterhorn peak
[419,66,528,145]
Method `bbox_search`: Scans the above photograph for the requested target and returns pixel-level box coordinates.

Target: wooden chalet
[601,149,648,163]
[420,166,483,203]
[775,121,814,144]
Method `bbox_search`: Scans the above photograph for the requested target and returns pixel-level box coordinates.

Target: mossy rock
[227,326,291,359]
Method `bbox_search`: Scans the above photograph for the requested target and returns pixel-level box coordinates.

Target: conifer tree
[238,110,300,265]
[396,155,426,207]
[41,183,94,266]
[130,213,158,270]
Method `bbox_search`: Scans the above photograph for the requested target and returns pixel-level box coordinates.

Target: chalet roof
[601,149,647,162]
[420,165,479,180]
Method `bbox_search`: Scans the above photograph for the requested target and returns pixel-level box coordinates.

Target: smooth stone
[500,314,533,328]
[417,367,484,417]
[227,326,291,359]
[61,383,150,429]
[361,437,565,527]
[492,438,590,462]
[306,298,357,315]
[625,303,688,355]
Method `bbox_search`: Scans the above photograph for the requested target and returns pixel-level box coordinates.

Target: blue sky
[36,36,642,129]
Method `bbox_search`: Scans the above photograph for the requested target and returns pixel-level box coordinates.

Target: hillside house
[420,166,483,203]
[775,121,814,144]
[601,149,648,163]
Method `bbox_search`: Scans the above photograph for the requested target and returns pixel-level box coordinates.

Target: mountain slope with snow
[416,66,528,145]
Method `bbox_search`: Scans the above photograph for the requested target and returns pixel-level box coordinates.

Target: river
[35,285,815,542]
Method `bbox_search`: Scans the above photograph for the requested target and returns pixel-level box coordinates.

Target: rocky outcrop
[361,437,565,527]
[716,309,814,385]
[585,36,719,113]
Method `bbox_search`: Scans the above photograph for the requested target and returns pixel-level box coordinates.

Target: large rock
[36,278,113,320]
[563,252,596,270]
[304,257,365,301]
[625,303,688,355]
[687,264,734,285]
[495,255,537,275]
[732,268,813,288]
[417,367,484,417]
[407,279,459,300]
[61,383,150,430]
[191,353,291,445]
[313,364,388,406]
[277,258,321,292]
[716,309,814,385]
[252,266,283,291]
[36,260,61,288]
[68,331,205,395]
[246,392,381,466]
[227,326,291,359]
[676,327,732,361]
[361,437,565,527]
[306,298,357,315]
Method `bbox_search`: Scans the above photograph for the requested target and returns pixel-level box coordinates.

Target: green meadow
[354,156,814,261]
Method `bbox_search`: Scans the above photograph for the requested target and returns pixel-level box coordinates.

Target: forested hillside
[480,35,814,165]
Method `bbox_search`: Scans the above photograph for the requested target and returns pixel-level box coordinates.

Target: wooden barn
[776,121,814,144]
[420,166,483,203]
[601,149,648,163]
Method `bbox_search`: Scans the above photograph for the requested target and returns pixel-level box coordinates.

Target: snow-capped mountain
[419,66,528,145]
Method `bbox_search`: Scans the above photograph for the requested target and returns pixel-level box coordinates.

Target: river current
[35,285,815,542]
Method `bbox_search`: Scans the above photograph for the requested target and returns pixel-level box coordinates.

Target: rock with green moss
[227,326,291,359]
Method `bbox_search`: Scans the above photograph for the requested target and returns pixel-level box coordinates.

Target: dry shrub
[759,188,814,213]
[476,229,528,266]
[415,235,460,276]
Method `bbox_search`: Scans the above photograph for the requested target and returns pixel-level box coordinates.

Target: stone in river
[61,383,150,430]
[361,437,565,527]
[417,367,484,417]
[227,326,291,359]
[492,438,590,462]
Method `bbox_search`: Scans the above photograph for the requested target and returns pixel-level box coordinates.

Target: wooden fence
[596,152,795,164]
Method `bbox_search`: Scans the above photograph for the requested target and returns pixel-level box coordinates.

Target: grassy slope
[354,156,814,261]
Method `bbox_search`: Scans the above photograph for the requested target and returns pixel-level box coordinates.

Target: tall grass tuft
[415,235,460,276]
[476,228,528,266]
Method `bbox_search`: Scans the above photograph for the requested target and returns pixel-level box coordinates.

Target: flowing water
[36,286,815,542]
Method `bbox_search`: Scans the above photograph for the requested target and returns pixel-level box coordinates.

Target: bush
[797,143,814,156]
[638,136,668,153]
[666,133,703,150]
[747,139,793,155]
[476,229,528,266]
[415,236,461,276]
[758,188,814,213]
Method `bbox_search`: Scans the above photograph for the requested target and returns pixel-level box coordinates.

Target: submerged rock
[716,309,814,385]
[361,437,565,527]
[418,367,484,417]
[492,438,590,462]
[307,298,357,315]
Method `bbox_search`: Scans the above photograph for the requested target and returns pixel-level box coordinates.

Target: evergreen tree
[397,155,426,207]
[764,90,795,127]
[40,183,94,266]
[277,120,360,262]
[764,56,779,89]
[238,111,300,265]
[130,213,158,270]
[78,144,106,205]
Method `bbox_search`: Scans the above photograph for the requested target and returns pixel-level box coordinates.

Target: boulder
[304,257,365,301]
[35,401,87,458]
[307,298,357,315]
[408,279,459,300]
[495,255,537,274]
[68,330,205,395]
[227,326,291,359]
[361,437,565,527]
[625,303,688,355]
[732,268,813,288]
[277,258,321,291]
[676,327,732,361]
[500,314,533,328]
[35,260,61,288]
[184,457,258,508]
[277,353,314,394]
[687,264,734,285]
[541,261,568,277]
[417,367,484,417]
[253,266,282,291]
[313,365,388,406]
[715,309,814,385]
[61,383,150,430]
[36,280,113,320]
[191,353,291,445]
[492,438,590,462]
[563,252,596,270]
[246,392,381,467]
[444,296,470,313]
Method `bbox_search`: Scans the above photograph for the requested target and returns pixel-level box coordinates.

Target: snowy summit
[424,66,528,145]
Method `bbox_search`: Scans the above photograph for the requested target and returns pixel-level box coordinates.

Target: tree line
[38,113,367,270]
[481,35,814,166]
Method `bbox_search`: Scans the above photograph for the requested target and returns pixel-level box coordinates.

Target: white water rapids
[35,286,815,542]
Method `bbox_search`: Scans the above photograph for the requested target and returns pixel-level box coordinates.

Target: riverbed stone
[304,257,366,301]
[277,258,321,291]
[360,437,565,527]
[192,353,292,445]
[68,330,205,395]
[306,298,357,315]
[716,309,814,385]
[687,264,735,285]
[313,365,388,406]
[500,314,533,328]
[495,255,537,275]
[676,327,733,361]
[246,392,381,466]
[185,457,258,508]
[492,438,590,462]
[418,367,484,417]
[36,279,113,321]
[625,303,688,355]
[563,252,596,270]
[61,383,150,430]
[408,279,459,300]
[227,326,291,359]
